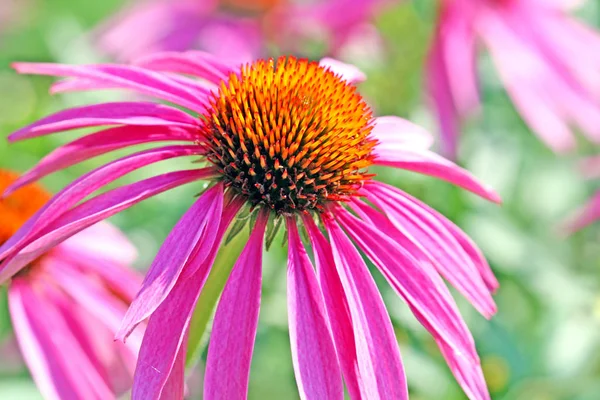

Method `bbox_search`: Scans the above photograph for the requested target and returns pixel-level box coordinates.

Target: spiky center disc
[0,170,50,245]
[199,56,376,215]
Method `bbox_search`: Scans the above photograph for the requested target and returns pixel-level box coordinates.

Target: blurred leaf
[185,228,250,368]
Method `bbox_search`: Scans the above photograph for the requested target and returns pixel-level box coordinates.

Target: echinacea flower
[97,0,386,63]
[3,53,500,399]
[0,169,143,400]
[428,0,600,158]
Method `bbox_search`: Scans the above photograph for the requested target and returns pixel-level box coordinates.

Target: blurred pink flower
[97,0,387,63]
[4,53,499,399]
[0,170,143,400]
[428,0,600,158]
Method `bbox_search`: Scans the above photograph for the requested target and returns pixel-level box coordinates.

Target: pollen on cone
[199,56,377,215]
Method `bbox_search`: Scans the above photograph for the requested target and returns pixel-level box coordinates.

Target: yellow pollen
[0,170,50,245]
[199,56,376,215]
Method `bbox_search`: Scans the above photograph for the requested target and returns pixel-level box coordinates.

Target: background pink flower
[428,0,600,158]
[2,53,499,399]
[0,169,143,400]
[96,0,388,64]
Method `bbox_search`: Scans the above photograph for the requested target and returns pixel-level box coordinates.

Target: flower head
[428,0,600,158]
[4,53,500,400]
[0,169,143,400]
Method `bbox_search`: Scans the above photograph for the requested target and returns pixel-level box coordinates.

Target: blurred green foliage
[1,1,600,399]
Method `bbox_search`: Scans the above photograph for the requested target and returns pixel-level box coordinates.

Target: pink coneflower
[97,0,386,63]
[428,0,600,158]
[0,169,143,400]
[3,53,500,399]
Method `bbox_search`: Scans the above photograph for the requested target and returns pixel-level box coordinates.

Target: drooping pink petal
[362,182,497,314]
[478,12,576,153]
[372,142,501,203]
[335,205,490,400]
[133,51,231,84]
[562,190,600,233]
[132,198,242,400]
[117,183,224,340]
[10,125,194,192]
[370,116,434,150]
[204,211,269,400]
[302,215,362,399]
[0,169,212,283]
[12,63,210,113]
[426,15,461,159]
[8,102,198,142]
[286,219,343,400]
[160,336,187,400]
[324,218,408,400]
[319,58,366,84]
[439,5,480,117]
[8,281,77,400]
[9,280,113,400]
[58,221,138,267]
[0,144,203,259]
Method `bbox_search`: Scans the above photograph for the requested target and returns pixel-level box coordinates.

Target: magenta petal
[133,51,231,84]
[57,221,138,266]
[335,206,490,400]
[159,336,187,400]
[319,58,366,84]
[373,145,501,203]
[9,101,198,142]
[132,199,241,400]
[324,218,408,400]
[9,281,113,399]
[363,183,497,314]
[0,144,202,264]
[286,220,343,400]
[562,190,600,233]
[117,183,224,340]
[370,116,434,150]
[11,125,194,192]
[9,281,77,400]
[302,216,362,399]
[12,63,209,113]
[204,212,269,400]
[0,169,211,283]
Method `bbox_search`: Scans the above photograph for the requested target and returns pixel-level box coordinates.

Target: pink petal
[362,183,497,314]
[373,144,501,203]
[286,219,343,400]
[204,211,269,400]
[562,190,600,233]
[9,102,198,142]
[12,63,209,113]
[9,281,113,399]
[0,169,211,283]
[478,12,576,153]
[319,58,366,84]
[335,206,490,400]
[370,116,434,150]
[160,337,187,400]
[426,33,462,159]
[117,183,224,340]
[324,218,408,400]
[59,221,138,266]
[8,281,76,400]
[133,51,231,84]
[10,125,194,191]
[302,216,362,400]
[132,198,242,400]
[0,144,202,259]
